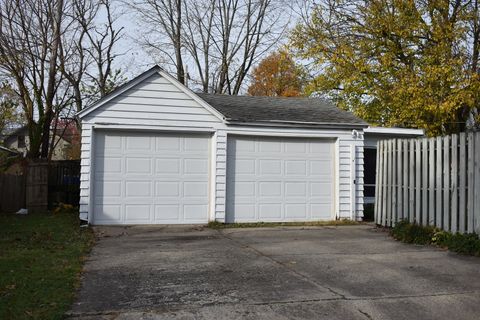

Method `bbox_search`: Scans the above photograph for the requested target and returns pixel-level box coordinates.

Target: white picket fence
[374,131,480,234]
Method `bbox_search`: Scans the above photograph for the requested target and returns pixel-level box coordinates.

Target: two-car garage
[78,67,368,224]
[92,130,335,225]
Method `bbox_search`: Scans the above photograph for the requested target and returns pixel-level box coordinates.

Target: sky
[105,1,309,83]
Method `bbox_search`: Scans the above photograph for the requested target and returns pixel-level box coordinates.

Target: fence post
[381,141,388,226]
[415,139,421,224]
[397,140,403,221]
[26,160,49,213]
[459,132,466,233]
[403,140,409,221]
[474,132,480,234]
[428,138,435,226]
[467,132,475,233]
[409,140,415,222]
[392,140,397,226]
[435,136,442,228]
[451,134,458,233]
[443,135,450,231]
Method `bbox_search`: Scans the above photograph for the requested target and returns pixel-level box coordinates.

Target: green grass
[207,219,359,229]
[391,220,480,256]
[0,210,95,319]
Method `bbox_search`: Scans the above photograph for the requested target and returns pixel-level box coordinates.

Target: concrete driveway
[68,225,480,319]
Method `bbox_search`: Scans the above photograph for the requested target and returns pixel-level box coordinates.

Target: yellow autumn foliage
[291,0,480,135]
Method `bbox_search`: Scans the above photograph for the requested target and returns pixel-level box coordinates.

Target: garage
[226,135,335,222]
[78,66,370,224]
[93,131,210,225]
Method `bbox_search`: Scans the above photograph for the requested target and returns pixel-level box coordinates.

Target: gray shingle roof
[196,93,368,128]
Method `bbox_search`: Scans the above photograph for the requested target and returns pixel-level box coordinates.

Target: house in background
[2,122,80,160]
[76,65,424,225]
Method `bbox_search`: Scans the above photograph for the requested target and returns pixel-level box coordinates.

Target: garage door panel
[126,158,152,174]
[183,181,208,197]
[226,136,334,223]
[125,181,152,197]
[311,182,333,197]
[258,204,282,219]
[98,135,122,154]
[311,204,333,219]
[285,141,306,153]
[93,131,210,225]
[285,204,307,219]
[184,136,209,151]
[125,205,150,221]
[285,182,307,197]
[184,158,208,174]
[95,157,122,174]
[232,181,255,196]
[155,159,180,174]
[155,182,180,197]
[154,205,181,221]
[184,204,208,220]
[259,140,282,152]
[310,142,333,154]
[94,204,121,221]
[126,136,152,151]
[259,182,282,196]
[94,181,122,197]
[156,136,181,151]
[258,159,281,174]
[235,139,256,152]
[285,160,307,175]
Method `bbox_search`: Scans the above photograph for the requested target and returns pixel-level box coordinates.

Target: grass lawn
[0,211,94,319]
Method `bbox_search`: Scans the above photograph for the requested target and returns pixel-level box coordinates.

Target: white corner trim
[91,123,216,133]
[364,126,424,136]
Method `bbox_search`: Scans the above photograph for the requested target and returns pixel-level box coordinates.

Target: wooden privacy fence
[48,160,80,208]
[375,131,480,234]
[0,174,26,212]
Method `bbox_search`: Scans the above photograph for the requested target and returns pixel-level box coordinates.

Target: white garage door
[93,131,210,225]
[226,136,334,223]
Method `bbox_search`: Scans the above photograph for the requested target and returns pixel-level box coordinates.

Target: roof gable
[77,66,225,122]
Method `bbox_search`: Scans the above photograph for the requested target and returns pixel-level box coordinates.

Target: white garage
[93,131,211,224]
[78,66,371,225]
[226,136,334,222]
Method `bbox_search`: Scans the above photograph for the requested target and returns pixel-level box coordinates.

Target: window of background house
[17,135,26,148]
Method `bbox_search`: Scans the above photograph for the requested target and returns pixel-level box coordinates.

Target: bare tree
[84,0,125,97]
[130,0,288,94]
[0,0,124,159]
[129,0,185,84]
[0,0,66,158]
[60,0,124,115]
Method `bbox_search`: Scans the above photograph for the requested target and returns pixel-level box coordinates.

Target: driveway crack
[358,308,374,320]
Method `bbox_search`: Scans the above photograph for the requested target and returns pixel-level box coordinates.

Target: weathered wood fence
[48,160,80,208]
[0,160,80,213]
[0,174,26,212]
[375,131,480,234]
